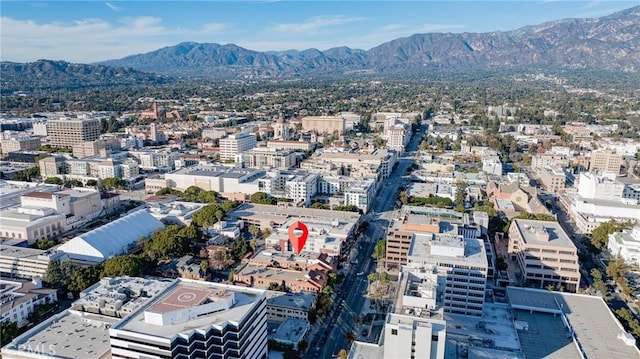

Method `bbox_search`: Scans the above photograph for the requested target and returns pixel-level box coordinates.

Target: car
[356,272,364,276]
[362,329,368,336]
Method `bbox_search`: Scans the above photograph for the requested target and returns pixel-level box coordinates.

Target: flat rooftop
[266,291,316,310]
[1,310,118,359]
[227,203,361,224]
[511,219,576,249]
[507,286,640,359]
[348,342,384,359]
[408,234,488,268]
[114,279,265,339]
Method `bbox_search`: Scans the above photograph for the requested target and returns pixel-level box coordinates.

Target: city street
[307,123,426,358]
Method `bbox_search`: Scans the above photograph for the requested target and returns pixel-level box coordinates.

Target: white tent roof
[59,210,164,263]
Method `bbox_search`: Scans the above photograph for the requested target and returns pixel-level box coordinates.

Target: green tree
[454,181,468,211]
[590,268,607,293]
[86,179,98,187]
[99,177,126,190]
[1,321,18,344]
[249,192,276,205]
[372,239,386,260]
[44,177,63,185]
[590,220,632,251]
[102,255,145,277]
[231,237,248,260]
[249,225,260,240]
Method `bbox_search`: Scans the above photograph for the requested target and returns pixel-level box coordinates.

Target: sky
[1,1,637,63]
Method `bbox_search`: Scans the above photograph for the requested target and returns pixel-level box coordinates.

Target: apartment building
[344,179,375,213]
[590,149,623,174]
[219,133,257,160]
[242,147,297,169]
[508,219,580,292]
[46,118,100,147]
[531,153,569,170]
[0,278,58,328]
[301,115,346,135]
[72,138,121,158]
[538,166,566,193]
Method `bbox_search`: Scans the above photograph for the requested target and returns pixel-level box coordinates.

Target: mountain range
[97,5,640,78]
[2,5,639,87]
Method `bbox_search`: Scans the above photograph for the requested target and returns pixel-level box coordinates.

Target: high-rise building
[46,118,100,147]
[219,133,257,160]
[109,279,267,359]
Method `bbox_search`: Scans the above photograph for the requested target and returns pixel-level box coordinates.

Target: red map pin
[288,221,309,254]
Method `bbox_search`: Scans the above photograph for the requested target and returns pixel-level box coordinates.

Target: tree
[454,181,468,211]
[231,237,248,260]
[86,179,98,187]
[102,255,145,277]
[249,225,260,240]
[44,177,63,185]
[249,192,276,205]
[590,268,607,293]
[338,349,348,359]
[1,321,18,344]
[372,239,386,260]
[590,220,632,251]
[99,177,126,190]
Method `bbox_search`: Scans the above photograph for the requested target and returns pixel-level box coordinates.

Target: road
[308,124,427,358]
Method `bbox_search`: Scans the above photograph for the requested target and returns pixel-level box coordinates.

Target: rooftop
[1,310,118,359]
[266,291,316,311]
[507,286,640,359]
[272,318,308,345]
[511,219,575,249]
[114,279,265,339]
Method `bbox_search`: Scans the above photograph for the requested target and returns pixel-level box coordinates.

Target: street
[307,123,426,358]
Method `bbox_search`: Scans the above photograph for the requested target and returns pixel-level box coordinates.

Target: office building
[0,247,66,280]
[301,115,346,135]
[386,123,411,153]
[265,291,316,323]
[590,150,623,174]
[538,166,566,193]
[109,279,268,359]
[383,314,446,359]
[46,118,100,147]
[219,133,257,160]
[403,233,488,316]
[508,219,580,292]
[607,225,640,267]
[343,179,375,213]
[266,140,314,152]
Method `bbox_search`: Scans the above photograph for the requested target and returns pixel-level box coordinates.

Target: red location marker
[288,221,309,254]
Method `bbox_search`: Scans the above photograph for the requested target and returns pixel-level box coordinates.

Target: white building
[165,165,263,195]
[265,217,354,256]
[403,233,488,316]
[608,225,640,267]
[482,156,503,176]
[0,247,66,280]
[0,278,58,328]
[109,279,267,359]
[578,172,625,200]
[137,150,179,171]
[241,147,296,169]
[344,179,375,213]
[386,123,411,153]
[219,133,257,160]
[383,314,446,359]
[58,210,164,263]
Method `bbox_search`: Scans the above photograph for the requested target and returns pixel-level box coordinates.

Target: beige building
[0,136,41,155]
[301,115,346,135]
[538,166,566,193]
[242,147,297,169]
[508,219,580,292]
[267,140,314,152]
[46,118,100,147]
[38,156,68,178]
[72,138,121,158]
[590,150,623,174]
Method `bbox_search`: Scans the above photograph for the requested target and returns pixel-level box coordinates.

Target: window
[391,329,398,335]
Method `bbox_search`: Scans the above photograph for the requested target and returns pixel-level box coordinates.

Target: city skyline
[1,0,637,63]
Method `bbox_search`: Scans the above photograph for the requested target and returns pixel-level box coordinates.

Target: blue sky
[1,1,637,63]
